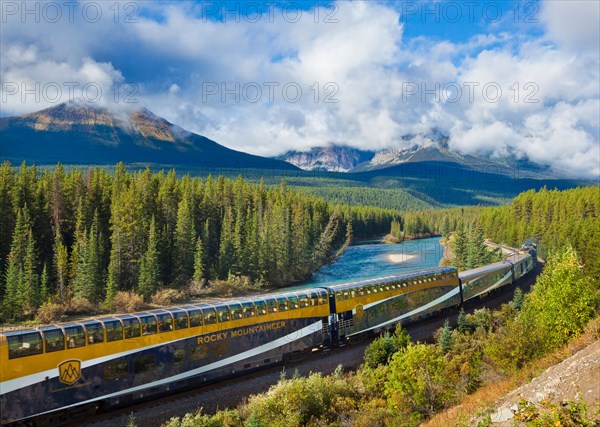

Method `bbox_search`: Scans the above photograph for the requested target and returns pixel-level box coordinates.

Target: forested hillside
[391,187,600,279]
[0,162,399,322]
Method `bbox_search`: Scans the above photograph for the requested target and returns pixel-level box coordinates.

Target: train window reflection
[288,295,299,309]
[139,315,157,336]
[266,298,278,313]
[242,302,255,318]
[7,332,43,359]
[230,304,243,320]
[254,300,267,316]
[202,307,217,324]
[187,309,203,327]
[122,318,141,339]
[84,321,105,344]
[63,324,85,348]
[216,306,230,322]
[104,320,123,342]
[277,297,288,311]
[298,293,309,308]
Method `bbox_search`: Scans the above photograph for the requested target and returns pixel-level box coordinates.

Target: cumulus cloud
[0,0,598,179]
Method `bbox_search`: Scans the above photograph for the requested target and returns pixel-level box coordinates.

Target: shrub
[363,324,410,369]
[35,302,66,323]
[151,288,186,306]
[113,291,146,313]
[164,409,241,427]
[385,343,456,418]
[66,297,95,315]
[201,275,265,298]
[514,398,597,427]
[519,247,599,350]
[241,372,360,427]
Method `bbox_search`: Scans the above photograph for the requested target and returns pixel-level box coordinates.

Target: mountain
[0,103,297,170]
[277,131,564,180]
[276,145,374,172]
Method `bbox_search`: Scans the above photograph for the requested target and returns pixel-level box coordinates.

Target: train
[0,249,535,425]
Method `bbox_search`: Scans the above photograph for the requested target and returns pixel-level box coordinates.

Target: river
[287,236,444,290]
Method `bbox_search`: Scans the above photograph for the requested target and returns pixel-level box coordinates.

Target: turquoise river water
[287,236,444,291]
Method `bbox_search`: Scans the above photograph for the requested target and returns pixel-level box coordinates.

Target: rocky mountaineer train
[0,250,535,425]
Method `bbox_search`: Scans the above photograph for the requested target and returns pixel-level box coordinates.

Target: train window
[216,306,230,323]
[171,311,189,330]
[229,303,243,320]
[104,320,123,342]
[202,307,217,324]
[242,302,255,318]
[357,287,365,296]
[318,292,327,305]
[140,315,158,336]
[309,291,319,306]
[64,325,86,348]
[42,326,65,353]
[350,290,357,299]
[277,297,288,311]
[254,300,267,316]
[105,359,128,381]
[157,313,173,332]
[288,295,299,309]
[122,318,141,339]
[173,349,185,366]
[186,308,203,327]
[84,321,105,344]
[298,293,309,308]
[134,355,156,374]
[7,332,43,359]
[266,298,278,313]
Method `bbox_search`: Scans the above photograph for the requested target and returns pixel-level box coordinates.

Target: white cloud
[0,0,598,179]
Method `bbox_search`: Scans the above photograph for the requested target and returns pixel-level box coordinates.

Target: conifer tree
[173,198,195,287]
[453,224,468,270]
[138,216,161,297]
[193,236,206,282]
[438,319,453,353]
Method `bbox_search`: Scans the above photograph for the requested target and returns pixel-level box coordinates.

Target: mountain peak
[1,104,296,170]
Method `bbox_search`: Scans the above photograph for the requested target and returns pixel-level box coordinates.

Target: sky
[1,0,599,178]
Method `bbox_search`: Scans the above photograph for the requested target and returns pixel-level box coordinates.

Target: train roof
[459,252,531,280]
[321,266,457,292]
[0,288,329,338]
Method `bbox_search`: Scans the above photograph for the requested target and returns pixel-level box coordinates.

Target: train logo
[58,360,81,385]
[355,304,364,320]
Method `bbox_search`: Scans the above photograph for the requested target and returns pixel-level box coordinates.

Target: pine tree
[457,308,471,334]
[438,319,453,352]
[193,236,206,282]
[453,224,468,270]
[467,222,490,269]
[138,216,161,297]
[22,229,39,313]
[173,198,195,287]
[3,207,32,319]
[53,223,69,302]
[511,287,524,311]
[40,262,50,303]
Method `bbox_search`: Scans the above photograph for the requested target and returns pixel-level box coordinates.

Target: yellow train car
[0,289,329,425]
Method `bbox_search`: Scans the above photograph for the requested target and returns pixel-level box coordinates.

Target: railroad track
[77,261,543,427]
